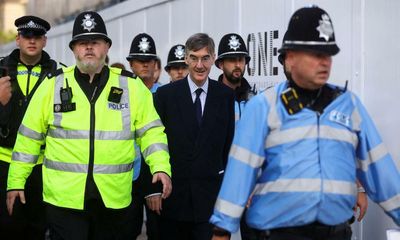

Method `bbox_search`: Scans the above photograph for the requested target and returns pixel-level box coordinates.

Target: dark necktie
[194,88,203,125]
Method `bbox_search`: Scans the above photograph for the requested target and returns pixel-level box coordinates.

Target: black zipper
[25,69,31,103]
[88,87,97,177]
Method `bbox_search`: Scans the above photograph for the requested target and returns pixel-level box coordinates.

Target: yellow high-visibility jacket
[7,66,171,210]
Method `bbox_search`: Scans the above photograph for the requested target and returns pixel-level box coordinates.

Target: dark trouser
[0,161,45,240]
[159,216,213,240]
[131,179,161,240]
[240,209,269,240]
[269,221,352,240]
[46,199,134,240]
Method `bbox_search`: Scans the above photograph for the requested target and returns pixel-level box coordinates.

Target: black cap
[164,44,187,71]
[15,16,50,36]
[126,33,157,61]
[215,33,250,68]
[278,5,340,64]
[69,11,112,49]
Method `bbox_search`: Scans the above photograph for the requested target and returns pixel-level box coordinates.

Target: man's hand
[152,172,172,199]
[6,190,25,216]
[145,194,162,215]
[354,191,368,221]
[0,76,12,106]
[211,235,230,240]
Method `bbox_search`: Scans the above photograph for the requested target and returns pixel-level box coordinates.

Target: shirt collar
[188,75,209,95]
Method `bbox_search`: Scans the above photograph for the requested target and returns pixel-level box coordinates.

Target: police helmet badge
[316,14,334,41]
[277,5,340,64]
[69,11,112,49]
[81,14,96,32]
[215,33,250,68]
[174,45,185,59]
[228,35,241,51]
[138,37,151,53]
[126,33,157,61]
[164,44,187,71]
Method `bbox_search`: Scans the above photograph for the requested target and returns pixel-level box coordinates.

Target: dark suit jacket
[154,77,235,222]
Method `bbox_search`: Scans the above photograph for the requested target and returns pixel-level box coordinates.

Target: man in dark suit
[154,33,235,240]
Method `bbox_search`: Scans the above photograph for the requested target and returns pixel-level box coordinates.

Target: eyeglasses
[187,54,212,65]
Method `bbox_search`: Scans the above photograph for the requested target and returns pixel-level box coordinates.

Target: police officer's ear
[217,60,224,70]
[43,35,47,48]
[284,51,296,72]
[105,40,111,48]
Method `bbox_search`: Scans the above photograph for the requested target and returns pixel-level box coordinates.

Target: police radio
[60,79,73,104]
[281,87,303,115]
[54,78,76,112]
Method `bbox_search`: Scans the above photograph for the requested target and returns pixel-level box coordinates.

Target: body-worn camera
[281,87,303,115]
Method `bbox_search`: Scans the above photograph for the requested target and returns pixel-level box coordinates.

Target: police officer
[216,33,256,124]
[210,6,400,240]
[6,11,172,240]
[127,33,159,91]
[215,33,264,240]
[164,44,188,82]
[127,32,163,240]
[0,15,56,240]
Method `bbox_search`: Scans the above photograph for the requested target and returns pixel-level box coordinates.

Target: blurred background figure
[164,44,188,82]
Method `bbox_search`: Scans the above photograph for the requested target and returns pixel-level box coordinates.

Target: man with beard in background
[216,33,257,124]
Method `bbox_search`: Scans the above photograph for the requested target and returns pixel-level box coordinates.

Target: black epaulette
[120,69,137,78]
[47,68,63,79]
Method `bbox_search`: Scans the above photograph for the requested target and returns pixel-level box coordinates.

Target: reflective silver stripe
[12,152,39,164]
[119,76,131,133]
[44,158,133,174]
[48,128,134,140]
[350,95,362,131]
[96,130,134,140]
[380,194,400,212]
[142,143,169,158]
[254,178,321,194]
[53,74,64,127]
[266,125,317,148]
[266,125,358,149]
[284,40,337,46]
[136,119,164,138]
[357,143,389,172]
[18,124,45,141]
[44,158,88,173]
[319,126,358,148]
[230,144,264,168]
[48,128,88,139]
[253,178,356,196]
[94,162,133,173]
[323,180,356,195]
[263,88,281,132]
[214,198,245,218]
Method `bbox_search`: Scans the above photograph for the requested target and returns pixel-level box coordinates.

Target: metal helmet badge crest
[174,45,185,59]
[27,21,35,27]
[228,35,241,51]
[316,14,334,41]
[138,37,151,52]
[81,14,96,32]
